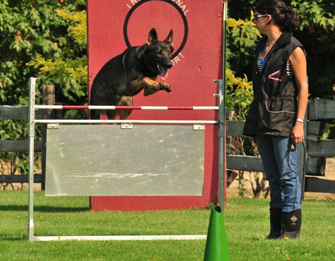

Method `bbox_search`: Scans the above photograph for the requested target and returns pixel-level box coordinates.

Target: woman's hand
[291,121,304,144]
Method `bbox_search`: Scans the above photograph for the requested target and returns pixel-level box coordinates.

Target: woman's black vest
[243,32,305,137]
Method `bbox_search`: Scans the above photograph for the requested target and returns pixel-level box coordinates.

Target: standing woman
[243,0,308,239]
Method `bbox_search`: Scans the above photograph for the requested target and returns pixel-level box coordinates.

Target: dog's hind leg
[106,110,117,120]
[117,96,133,120]
[106,92,120,120]
[90,109,100,120]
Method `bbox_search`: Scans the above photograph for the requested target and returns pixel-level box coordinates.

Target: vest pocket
[264,99,296,133]
[266,96,296,113]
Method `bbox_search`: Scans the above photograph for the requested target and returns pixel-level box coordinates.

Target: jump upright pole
[215,0,228,212]
[28,77,38,242]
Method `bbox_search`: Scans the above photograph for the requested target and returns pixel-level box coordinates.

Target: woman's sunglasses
[253,14,271,22]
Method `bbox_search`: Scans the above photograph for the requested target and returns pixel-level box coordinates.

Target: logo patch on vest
[268,70,284,82]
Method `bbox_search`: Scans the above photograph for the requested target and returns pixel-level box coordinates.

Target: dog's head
[144,28,174,79]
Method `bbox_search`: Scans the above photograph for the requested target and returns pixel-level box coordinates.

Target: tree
[27,7,88,108]
[291,0,335,98]
[0,0,86,106]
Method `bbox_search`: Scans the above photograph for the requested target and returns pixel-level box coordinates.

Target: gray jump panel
[45,125,205,196]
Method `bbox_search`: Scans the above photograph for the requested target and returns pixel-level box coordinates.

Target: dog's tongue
[159,67,168,81]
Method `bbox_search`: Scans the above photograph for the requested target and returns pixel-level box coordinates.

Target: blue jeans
[256,135,301,213]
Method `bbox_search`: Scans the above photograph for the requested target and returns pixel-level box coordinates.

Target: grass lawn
[0,191,335,260]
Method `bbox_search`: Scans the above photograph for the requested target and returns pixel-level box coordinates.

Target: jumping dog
[90,28,174,119]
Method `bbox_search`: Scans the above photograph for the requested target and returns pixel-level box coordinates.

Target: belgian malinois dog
[90,28,174,119]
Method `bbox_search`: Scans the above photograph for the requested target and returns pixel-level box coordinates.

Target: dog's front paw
[143,77,160,90]
[150,82,160,90]
[159,82,172,92]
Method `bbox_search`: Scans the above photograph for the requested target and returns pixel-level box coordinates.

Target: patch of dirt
[1,182,41,191]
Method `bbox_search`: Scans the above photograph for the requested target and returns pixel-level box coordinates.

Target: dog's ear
[164,30,174,48]
[147,28,158,46]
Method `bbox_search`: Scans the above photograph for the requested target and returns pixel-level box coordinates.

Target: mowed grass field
[1,191,335,260]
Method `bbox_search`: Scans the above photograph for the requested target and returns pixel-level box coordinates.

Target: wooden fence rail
[227,99,335,194]
[0,85,55,188]
[1,97,335,194]
[0,106,44,186]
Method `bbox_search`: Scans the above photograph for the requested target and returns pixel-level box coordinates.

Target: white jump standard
[27,77,226,242]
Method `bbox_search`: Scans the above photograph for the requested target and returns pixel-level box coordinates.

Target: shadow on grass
[0,234,27,242]
[0,205,90,212]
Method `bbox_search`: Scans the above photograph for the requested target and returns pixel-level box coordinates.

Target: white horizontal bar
[32,235,207,241]
[141,106,168,110]
[33,105,220,111]
[193,106,219,110]
[34,105,62,109]
[34,119,218,125]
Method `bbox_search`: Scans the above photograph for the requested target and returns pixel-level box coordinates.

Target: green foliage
[226,12,260,77]
[321,123,335,140]
[0,0,86,106]
[26,5,88,106]
[291,0,335,98]
[226,69,253,120]
[236,176,250,198]
[292,0,335,32]
[28,54,87,103]
[56,9,87,48]
[226,12,259,120]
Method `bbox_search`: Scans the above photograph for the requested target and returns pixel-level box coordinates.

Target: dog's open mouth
[157,65,168,81]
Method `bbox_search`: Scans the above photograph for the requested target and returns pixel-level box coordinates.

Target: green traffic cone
[204,205,229,261]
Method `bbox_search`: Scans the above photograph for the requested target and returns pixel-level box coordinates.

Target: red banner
[88,0,223,210]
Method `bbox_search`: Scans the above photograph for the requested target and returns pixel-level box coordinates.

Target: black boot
[281,209,301,239]
[266,208,282,239]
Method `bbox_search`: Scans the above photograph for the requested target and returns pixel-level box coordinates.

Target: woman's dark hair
[255,0,299,32]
